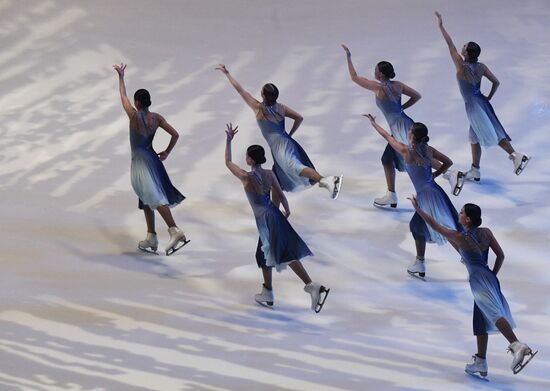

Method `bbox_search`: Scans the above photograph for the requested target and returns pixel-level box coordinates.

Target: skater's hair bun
[411,122,429,143]
[466,42,481,63]
[247,145,267,164]
[377,61,396,79]
[464,203,482,227]
[262,83,279,106]
[134,89,152,107]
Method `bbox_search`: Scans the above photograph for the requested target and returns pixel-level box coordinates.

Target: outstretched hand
[216,64,229,75]
[435,11,443,26]
[341,44,351,56]
[362,113,377,127]
[407,195,420,211]
[113,63,126,77]
[225,123,239,141]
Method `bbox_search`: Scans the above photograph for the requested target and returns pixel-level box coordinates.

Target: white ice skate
[407,257,426,280]
[254,285,274,308]
[319,175,343,200]
[443,170,464,196]
[138,232,158,254]
[464,165,481,182]
[304,282,330,313]
[374,190,398,208]
[509,152,530,176]
[508,341,537,374]
[165,226,190,256]
[465,354,488,378]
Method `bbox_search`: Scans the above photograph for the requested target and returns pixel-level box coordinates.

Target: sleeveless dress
[375,81,414,171]
[256,103,316,192]
[406,144,460,245]
[457,62,511,147]
[245,170,312,272]
[458,227,516,335]
[130,111,185,209]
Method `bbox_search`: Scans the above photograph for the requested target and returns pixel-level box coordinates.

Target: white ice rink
[1,0,549,390]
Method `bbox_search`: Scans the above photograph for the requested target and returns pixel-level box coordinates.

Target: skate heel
[390,203,397,208]
[254,285,274,308]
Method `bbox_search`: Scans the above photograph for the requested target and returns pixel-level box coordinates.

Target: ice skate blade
[373,202,397,209]
[465,370,489,380]
[255,300,274,309]
[166,239,191,256]
[332,175,343,200]
[314,286,330,313]
[515,156,530,176]
[513,350,537,374]
[407,270,426,281]
[138,246,159,255]
[453,172,465,196]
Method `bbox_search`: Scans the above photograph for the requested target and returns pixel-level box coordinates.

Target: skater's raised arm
[113,63,136,118]
[342,44,380,91]
[435,12,463,72]
[224,123,248,182]
[157,114,179,161]
[486,228,505,275]
[409,196,463,244]
[429,146,453,179]
[216,64,261,111]
[285,105,303,137]
[481,64,500,101]
[363,114,408,155]
[269,171,291,218]
[399,82,422,110]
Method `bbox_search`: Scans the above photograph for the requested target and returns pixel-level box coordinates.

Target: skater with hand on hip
[224,123,329,312]
[408,196,537,376]
[114,63,189,256]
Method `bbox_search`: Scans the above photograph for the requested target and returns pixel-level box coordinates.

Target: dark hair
[411,122,429,143]
[134,89,151,108]
[377,61,396,79]
[465,42,481,63]
[247,145,266,164]
[464,203,482,227]
[262,83,279,105]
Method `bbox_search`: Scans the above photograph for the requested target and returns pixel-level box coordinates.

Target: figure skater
[216,64,342,202]
[342,44,463,204]
[435,12,530,182]
[224,123,329,312]
[409,197,537,376]
[365,115,460,278]
[114,63,189,255]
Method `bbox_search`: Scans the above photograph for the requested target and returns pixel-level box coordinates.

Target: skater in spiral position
[365,115,460,278]
[114,63,189,256]
[435,12,530,181]
[216,64,343,202]
[342,44,463,204]
[409,197,537,376]
[224,123,329,312]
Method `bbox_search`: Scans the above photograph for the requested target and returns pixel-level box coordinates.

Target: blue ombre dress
[130,112,185,209]
[376,82,414,171]
[457,62,511,147]
[246,170,312,272]
[458,227,515,335]
[256,103,316,192]
[406,144,460,244]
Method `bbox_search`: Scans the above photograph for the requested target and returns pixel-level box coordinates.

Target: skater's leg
[157,205,177,228]
[498,139,515,155]
[495,317,518,344]
[289,260,312,285]
[143,206,156,234]
[383,164,396,193]
[471,143,482,168]
[261,266,273,290]
[415,239,426,259]
[476,334,489,359]
[299,167,322,183]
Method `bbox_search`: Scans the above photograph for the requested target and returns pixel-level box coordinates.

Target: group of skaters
[113,12,536,377]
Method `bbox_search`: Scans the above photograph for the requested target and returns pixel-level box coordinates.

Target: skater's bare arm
[224,123,248,182]
[157,114,179,161]
[285,106,303,137]
[435,12,463,73]
[481,64,500,101]
[216,64,261,111]
[430,147,453,178]
[399,82,422,110]
[486,228,505,275]
[113,63,136,118]
[270,171,291,217]
[363,114,408,155]
[408,196,462,244]
[342,44,380,91]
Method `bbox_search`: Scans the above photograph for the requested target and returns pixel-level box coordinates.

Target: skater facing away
[365,115,460,278]
[224,123,329,312]
[409,197,537,376]
[114,63,189,255]
[342,44,463,204]
[435,12,530,181]
[216,64,343,202]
